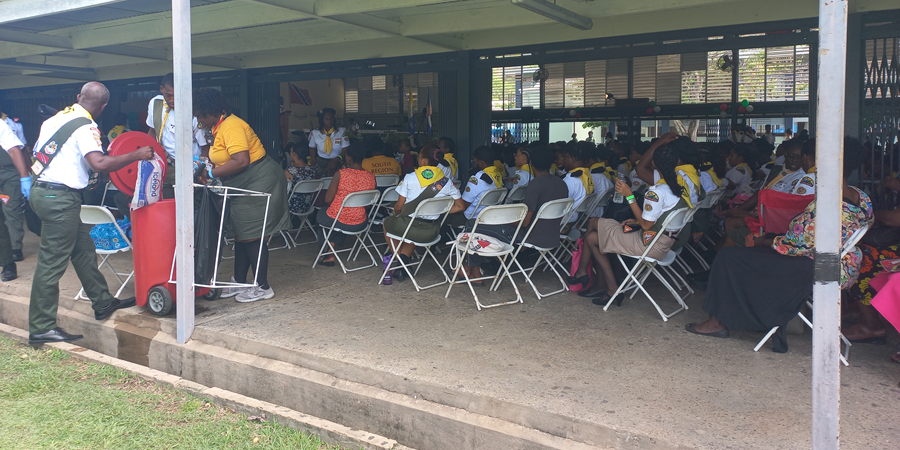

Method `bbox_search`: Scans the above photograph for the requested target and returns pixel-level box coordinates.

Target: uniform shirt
[508,168,533,189]
[145,95,207,159]
[362,155,401,176]
[699,171,718,193]
[308,127,349,160]
[462,170,497,219]
[34,104,102,189]
[437,162,453,180]
[768,169,806,194]
[724,164,753,196]
[0,119,24,153]
[590,168,613,218]
[642,183,682,232]
[791,171,816,196]
[629,167,647,192]
[653,169,700,206]
[396,172,461,220]
[208,114,267,167]
[2,115,25,145]
[562,171,587,223]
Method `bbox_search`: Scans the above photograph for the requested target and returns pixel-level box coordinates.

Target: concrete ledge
[0,322,403,450]
[0,292,682,450]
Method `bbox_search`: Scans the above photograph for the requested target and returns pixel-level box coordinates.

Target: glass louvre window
[491,65,541,110]
[794,45,810,101]
[765,46,795,101]
[739,48,766,102]
[706,50,733,103]
[656,54,681,104]
[681,52,708,104]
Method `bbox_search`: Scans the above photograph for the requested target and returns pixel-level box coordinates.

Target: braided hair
[653,146,684,199]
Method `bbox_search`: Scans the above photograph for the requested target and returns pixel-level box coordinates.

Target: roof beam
[0,59,95,74]
[313,0,464,16]
[0,0,128,25]
[0,28,73,48]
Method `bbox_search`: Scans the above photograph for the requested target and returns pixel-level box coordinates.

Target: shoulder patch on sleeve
[480,173,493,184]
[797,186,807,194]
[644,203,653,211]
[468,176,478,186]
[736,166,746,175]
[800,177,814,187]
[645,191,659,202]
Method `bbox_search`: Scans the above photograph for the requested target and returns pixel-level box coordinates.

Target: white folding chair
[286,179,324,246]
[600,207,692,321]
[76,205,134,300]
[445,204,529,310]
[505,198,575,299]
[99,181,120,211]
[504,185,528,204]
[551,191,602,265]
[351,186,399,260]
[312,189,382,273]
[754,224,869,365]
[448,187,508,240]
[683,188,726,269]
[380,196,456,292]
[375,174,400,187]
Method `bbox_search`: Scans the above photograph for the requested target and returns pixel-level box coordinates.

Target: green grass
[0,335,343,449]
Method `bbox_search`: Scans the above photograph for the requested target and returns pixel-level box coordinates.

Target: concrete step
[0,293,681,450]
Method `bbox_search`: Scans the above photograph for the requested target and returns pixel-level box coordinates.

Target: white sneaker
[220,277,248,298]
[235,286,274,303]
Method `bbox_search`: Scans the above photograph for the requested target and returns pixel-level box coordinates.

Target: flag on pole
[408,89,416,135]
[426,89,432,136]
[288,83,312,106]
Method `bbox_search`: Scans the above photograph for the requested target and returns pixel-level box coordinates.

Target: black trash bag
[194,186,223,285]
[24,202,41,236]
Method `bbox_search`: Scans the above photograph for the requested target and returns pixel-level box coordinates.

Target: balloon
[575,107,581,112]
[653,106,661,113]
[649,100,657,107]
[575,112,582,119]
[741,99,750,107]
[569,110,576,116]
[738,106,746,113]
[646,107,654,115]
[746,105,754,112]
[720,104,728,111]
[719,111,728,119]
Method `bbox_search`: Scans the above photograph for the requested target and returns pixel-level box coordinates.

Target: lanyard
[157,107,170,143]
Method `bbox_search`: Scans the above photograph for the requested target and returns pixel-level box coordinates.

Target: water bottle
[613,173,627,203]
[382,255,393,285]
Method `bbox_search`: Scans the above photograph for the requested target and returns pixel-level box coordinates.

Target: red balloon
[720,104,728,111]
[738,106,747,113]
[575,112,582,119]
[646,107,654,115]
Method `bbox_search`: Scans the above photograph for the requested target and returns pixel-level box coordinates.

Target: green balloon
[741,99,749,107]
[649,100,656,107]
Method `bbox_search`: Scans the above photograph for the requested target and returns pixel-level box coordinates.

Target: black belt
[662,230,678,238]
[220,157,265,182]
[35,181,83,193]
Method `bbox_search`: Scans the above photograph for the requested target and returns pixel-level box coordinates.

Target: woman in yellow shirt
[193,88,291,303]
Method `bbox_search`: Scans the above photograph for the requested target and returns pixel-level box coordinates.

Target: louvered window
[606,59,629,101]
[584,60,608,106]
[491,65,541,110]
[544,63,565,108]
[681,52,707,104]
[632,56,656,100]
[765,46,795,101]
[344,74,404,115]
[656,54,681,104]
[739,48,766,102]
[344,77,359,113]
[794,45,810,101]
[706,50,733,103]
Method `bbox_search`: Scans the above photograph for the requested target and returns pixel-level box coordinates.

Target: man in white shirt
[0,119,30,281]
[0,103,26,147]
[28,82,154,346]
[146,73,208,198]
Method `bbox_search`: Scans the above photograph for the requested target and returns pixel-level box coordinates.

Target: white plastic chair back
[452,179,462,189]
[655,207,692,237]
[321,177,333,189]
[81,205,123,229]
[291,179,323,195]
[414,195,455,218]
[478,188,507,208]
[375,174,400,187]
[504,185,528,204]
[381,185,400,204]
[575,192,599,213]
[535,197,575,221]
[473,204,528,226]
[595,188,614,209]
[339,189,381,209]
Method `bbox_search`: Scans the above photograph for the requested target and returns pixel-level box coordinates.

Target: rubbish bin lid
[108,131,168,196]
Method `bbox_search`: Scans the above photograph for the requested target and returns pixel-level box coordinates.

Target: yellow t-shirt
[362,155,401,176]
[209,114,266,167]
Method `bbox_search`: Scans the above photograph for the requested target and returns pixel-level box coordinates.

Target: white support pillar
[173,0,195,344]
[813,1,848,449]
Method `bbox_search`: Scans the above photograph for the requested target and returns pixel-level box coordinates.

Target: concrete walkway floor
[2,231,899,449]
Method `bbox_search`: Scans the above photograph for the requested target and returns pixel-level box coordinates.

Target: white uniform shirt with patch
[462,170,497,219]
[642,183,682,232]
[34,109,102,189]
[2,116,25,145]
[563,172,587,223]
[653,169,700,206]
[724,165,753,196]
[0,119,24,153]
[437,163,454,181]
[396,172,461,220]
[145,95,207,159]
[589,169,613,218]
[509,168,533,189]
[769,169,806,193]
[790,172,816,196]
[699,171,718,193]
[308,127,349,160]
[630,167,647,192]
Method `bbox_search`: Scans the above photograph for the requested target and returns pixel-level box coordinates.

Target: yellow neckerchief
[109,125,126,140]
[157,103,171,143]
[764,168,797,190]
[621,159,633,173]
[674,164,701,207]
[60,103,93,120]
[570,167,594,194]
[492,160,506,178]
[0,113,5,121]
[442,152,458,178]
[322,127,336,156]
[807,165,816,175]
[483,165,504,188]
[518,163,534,177]
[590,162,617,183]
[414,165,443,188]
[705,168,722,188]
[551,163,560,175]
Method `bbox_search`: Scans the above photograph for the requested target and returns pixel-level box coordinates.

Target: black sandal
[567,274,590,286]
[684,323,730,338]
[578,288,606,298]
[591,292,623,306]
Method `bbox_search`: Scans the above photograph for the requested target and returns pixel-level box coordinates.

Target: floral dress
[772,187,874,289]
[287,165,316,214]
[848,243,900,305]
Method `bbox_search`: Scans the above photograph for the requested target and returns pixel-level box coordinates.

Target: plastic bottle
[613,173,627,203]
[382,255,393,285]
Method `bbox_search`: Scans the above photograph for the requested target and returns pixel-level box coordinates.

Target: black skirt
[703,246,814,332]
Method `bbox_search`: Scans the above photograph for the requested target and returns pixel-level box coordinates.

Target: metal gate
[248,82,282,163]
[862,37,900,208]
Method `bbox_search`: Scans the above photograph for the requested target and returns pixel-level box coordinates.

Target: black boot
[1,262,16,282]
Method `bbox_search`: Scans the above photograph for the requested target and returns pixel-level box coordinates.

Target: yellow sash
[518,163,534,177]
[443,153,458,178]
[109,125,126,141]
[60,103,93,120]
[807,165,816,175]
[492,160,506,178]
[705,168,722,188]
[483,165,504,188]
[590,162,617,183]
[572,167,594,194]
[322,127,335,156]
[414,165,443,188]
[658,164,701,207]
[0,113,5,121]
[764,169,796,190]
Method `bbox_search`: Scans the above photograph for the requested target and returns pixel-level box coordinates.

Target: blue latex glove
[19,176,32,200]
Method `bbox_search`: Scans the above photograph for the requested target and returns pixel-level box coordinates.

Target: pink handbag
[568,238,594,292]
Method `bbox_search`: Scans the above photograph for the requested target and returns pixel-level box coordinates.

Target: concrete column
[456,51,470,175]
[844,14,863,140]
